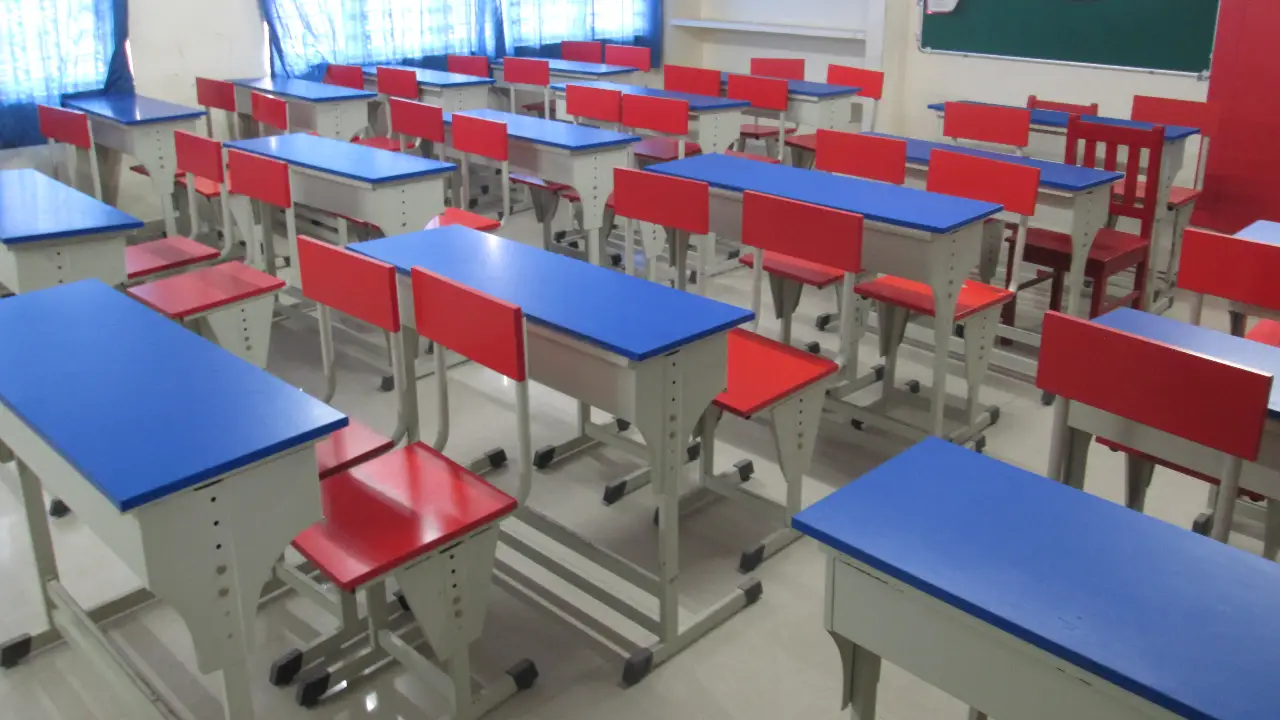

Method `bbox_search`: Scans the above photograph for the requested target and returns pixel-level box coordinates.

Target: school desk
[61,94,207,237]
[549,80,749,153]
[795,437,1280,720]
[0,279,346,720]
[1214,221,1280,337]
[352,225,758,687]
[441,108,640,264]
[232,77,377,140]
[493,56,641,85]
[720,72,861,132]
[650,153,1001,438]
[360,64,494,111]
[0,168,144,293]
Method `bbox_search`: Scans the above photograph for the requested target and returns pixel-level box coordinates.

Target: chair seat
[521,101,550,117]
[1023,226,1150,270]
[633,137,702,162]
[1095,437,1265,502]
[1113,180,1202,209]
[715,329,838,418]
[739,124,798,139]
[176,174,225,198]
[428,207,502,233]
[784,133,818,152]
[510,174,572,192]
[724,150,780,164]
[353,136,406,151]
[125,236,220,280]
[316,419,395,480]
[855,276,1014,322]
[1246,319,1280,348]
[293,442,518,591]
[126,261,285,320]
[738,252,842,288]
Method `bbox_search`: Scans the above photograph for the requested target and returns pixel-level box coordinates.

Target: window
[501,0,651,51]
[0,0,117,104]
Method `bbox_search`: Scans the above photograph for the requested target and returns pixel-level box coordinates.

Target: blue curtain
[261,0,502,79]
[499,0,661,65]
[0,0,132,149]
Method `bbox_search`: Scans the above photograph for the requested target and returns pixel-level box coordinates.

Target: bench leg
[961,312,998,426]
[829,630,880,720]
[769,274,805,347]
[1123,454,1156,513]
[876,302,909,402]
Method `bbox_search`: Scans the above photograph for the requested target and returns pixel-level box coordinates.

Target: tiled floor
[0,205,1257,720]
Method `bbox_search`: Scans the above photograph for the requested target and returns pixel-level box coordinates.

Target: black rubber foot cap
[615,418,631,433]
[0,634,32,669]
[48,499,71,518]
[906,379,922,394]
[567,240,580,250]
[734,459,754,482]
[973,436,987,454]
[507,658,539,690]
[395,591,411,613]
[726,249,741,260]
[533,445,556,470]
[609,252,623,267]
[740,577,764,605]
[621,649,654,687]
[987,405,1001,426]
[1191,513,1213,536]
[469,198,480,210]
[269,649,303,687]
[295,669,331,708]
[554,230,567,241]
[803,341,820,354]
[688,270,697,284]
[851,419,864,431]
[1040,390,1056,406]
[485,447,508,469]
[379,375,395,393]
[686,441,701,463]
[481,184,491,194]
[602,481,627,506]
[739,544,765,573]
[652,507,660,527]
[815,313,833,331]
[954,323,966,339]
[873,364,885,381]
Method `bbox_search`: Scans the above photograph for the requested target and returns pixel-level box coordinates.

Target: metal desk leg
[828,630,880,720]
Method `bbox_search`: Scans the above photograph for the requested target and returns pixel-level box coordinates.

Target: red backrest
[174,130,224,183]
[750,58,804,81]
[612,168,708,235]
[251,92,289,133]
[453,113,508,162]
[297,236,400,332]
[1028,95,1099,116]
[566,84,622,124]
[37,105,91,149]
[561,40,603,63]
[376,67,419,100]
[227,149,292,208]
[621,94,689,136]
[448,55,490,78]
[195,77,237,112]
[504,57,550,87]
[1065,115,1164,237]
[943,102,1031,149]
[727,74,788,112]
[1178,228,1280,311]
[411,267,526,381]
[742,191,863,273]
[605,44,652,72]
[324,64,366,90]
[664,65,721,97]
[815,129,905,185]
[389,98,444,143]
[1131,96,1216,138]
[827,65,884,100]
[1037,311,1271,460]
[926,149,1040,217]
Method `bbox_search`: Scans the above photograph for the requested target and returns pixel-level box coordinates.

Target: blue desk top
[361,64,494,88]
[352,226,753,361]
[795,437,1280,720]
[650,153,1001,235]
[549,81,749,112]
[234,76,376,102]
[495,57,634,77]
[0,169,143,245]
[1096,308,1280,419]
[226,133,455,184]
[0,281,347,511]
[868,132,1123,193]
[926,101,1199,141]
[444,108,639,151]
[63,94,206,125]
[719,72,859,99]
[1236,220,1280,247]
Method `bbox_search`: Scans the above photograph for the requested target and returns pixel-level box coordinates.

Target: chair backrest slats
[612,167,708,235]
[504,57,550,87]
[37,105,92,149]
[742,191,863,273]
[605,44,652,72]
[453,114,508,162]
[411,268,527,381]
[664,65,721,97]
[927,148,1041,217]
[621,94,689,136]
[174,130,224,183]
[297,236,400,332]
[376,67,419,100]
[1064,115,1164,237]
[943,101,1031,149]
[561,40,603,64]
[389,98,444,143]
[227,149,292,208]
[815,129,905,185]
[827,65,884,100]
[750,58,804,81]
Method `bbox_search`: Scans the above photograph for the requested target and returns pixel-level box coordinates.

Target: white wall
[129,0,267,107]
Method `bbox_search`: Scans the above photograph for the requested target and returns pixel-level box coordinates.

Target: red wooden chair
[942,101,1031,155]
[1013,115,1163,320]
[750,57,805,81]
[788,66,886,164]
[729,73,792,161]
[624,94,699,165]
[1038,310,1276,553]
[663,64,722,97]
[561,40,603,63]
[371,96,444,154]
[1027,95,1099,116]
[37,105,101,200]
[227,147,298,276]
[611,166,708,290]
[505,56,552,119]
[447,54,491,78]
[605,44,652,73]
[429,113,506,232]
[324,64,366,90]
[251,91,290,135]
[283,266,537,711]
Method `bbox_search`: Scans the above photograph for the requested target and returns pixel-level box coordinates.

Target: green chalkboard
[920,0,1219,74]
